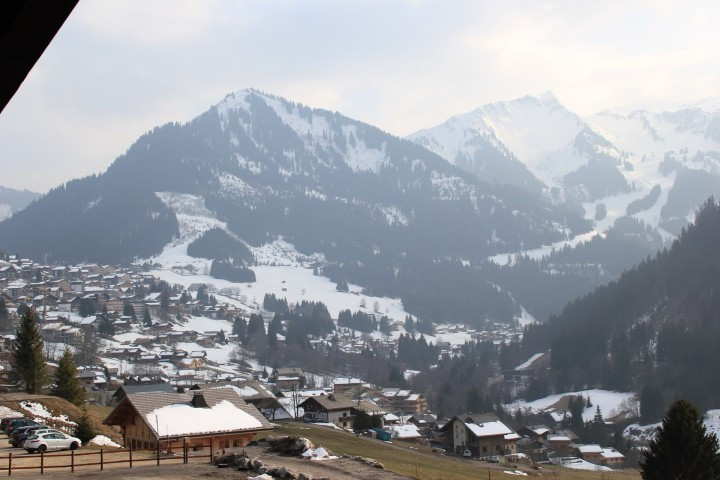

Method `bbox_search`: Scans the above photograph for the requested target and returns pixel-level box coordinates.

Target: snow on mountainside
[409,92,623,194]
[412,93,720,264]
[0,205,10,222]
[147,188,410,323]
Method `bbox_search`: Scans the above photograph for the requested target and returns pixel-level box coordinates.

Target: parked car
[1,417,24,431]
[488,456,500,463]
[462,449,472,458]
[5,418,38,435]
[25,432,81,454]
[14,427,57,448]
[9,425,50,447]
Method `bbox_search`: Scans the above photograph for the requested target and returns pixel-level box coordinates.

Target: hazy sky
[2,0,720,192]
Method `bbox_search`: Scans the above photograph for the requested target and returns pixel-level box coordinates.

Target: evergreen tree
[73,406,96,445]
[11,309,48,394]
[640,385,665,425]
[335,279,349,292]
[589,405,607,445]
[640,399,720,479]
[0,298,10,331]
[232,316,247,342]
[404,315,414,333]
[567,395,585,432]
[79,298,95,317]
[51,347,85,405]
[76,329,99,365]
[143,309,152,327]
[122,302,136,318]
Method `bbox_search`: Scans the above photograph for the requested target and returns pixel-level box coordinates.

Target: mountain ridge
[0,89,588,325]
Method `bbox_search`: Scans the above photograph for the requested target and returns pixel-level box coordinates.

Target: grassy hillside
[271,422,640,480]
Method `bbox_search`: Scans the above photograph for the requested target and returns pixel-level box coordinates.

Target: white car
[462,449,472,457]
[25,432,81,454]
[19,429,63,448]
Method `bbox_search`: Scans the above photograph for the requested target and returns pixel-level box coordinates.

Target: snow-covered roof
[548,436,571,442]
[392,424,421,439]
[601,448,625,459]
[578,444,603,454]
[108,390,273,438]
[465,421,513,438]
[504,433,521,441]
[515,353,545,370]
[560,457,611,472]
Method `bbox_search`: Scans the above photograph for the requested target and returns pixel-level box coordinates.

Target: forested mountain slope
[524,198,720,410]
[0,89,588,324]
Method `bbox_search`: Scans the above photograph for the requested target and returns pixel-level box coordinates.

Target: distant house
[274,368,304,390]
[104,389,273,451]
[440,413,520,456]
[601,448,625,468]
[518,425,551,443]
[577,444,604,464]
[378,388,428,414]
[390,424,423,443]
[333,377,363,394]
[547,435,574,455]
[299,393,356,429]
[190,380,289,420]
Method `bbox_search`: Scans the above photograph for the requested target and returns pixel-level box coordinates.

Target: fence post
[129,443,133,469]
[100,449,104,471]
[41,450,44,475]
[8,452,11,477]
[210,437,214,463]
[156,441,160,466]
[71,450,74,473]
[183,438,187,464]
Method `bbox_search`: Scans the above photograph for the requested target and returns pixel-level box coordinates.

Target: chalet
[332,378,363,394]
[0,265,17,280]
[601,448,625,468]
[440,413,520,457]
[518,425,551,443]
[577,444,604,464]
[104,389,273,450]
[407,413,437,433]
[299,393,356,429]
[77,369,107,391]
[104,297,124,313]
[378,388,428,414]
[196,336,216,348]
[547,435,574,455]
[41,323,83,346]
[274,367,304,390]
[390,424,423,443]
[106,347,143,362]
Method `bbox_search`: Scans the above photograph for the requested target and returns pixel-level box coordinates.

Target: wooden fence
[0,441,213,476]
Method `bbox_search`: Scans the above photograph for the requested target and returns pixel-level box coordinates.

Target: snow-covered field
[508,389,636,422]
[146,192,412,323]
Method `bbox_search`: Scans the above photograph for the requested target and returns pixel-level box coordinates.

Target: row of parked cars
[1,417,82,454]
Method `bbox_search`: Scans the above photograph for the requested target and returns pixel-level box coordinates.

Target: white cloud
[1,1,719,192]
